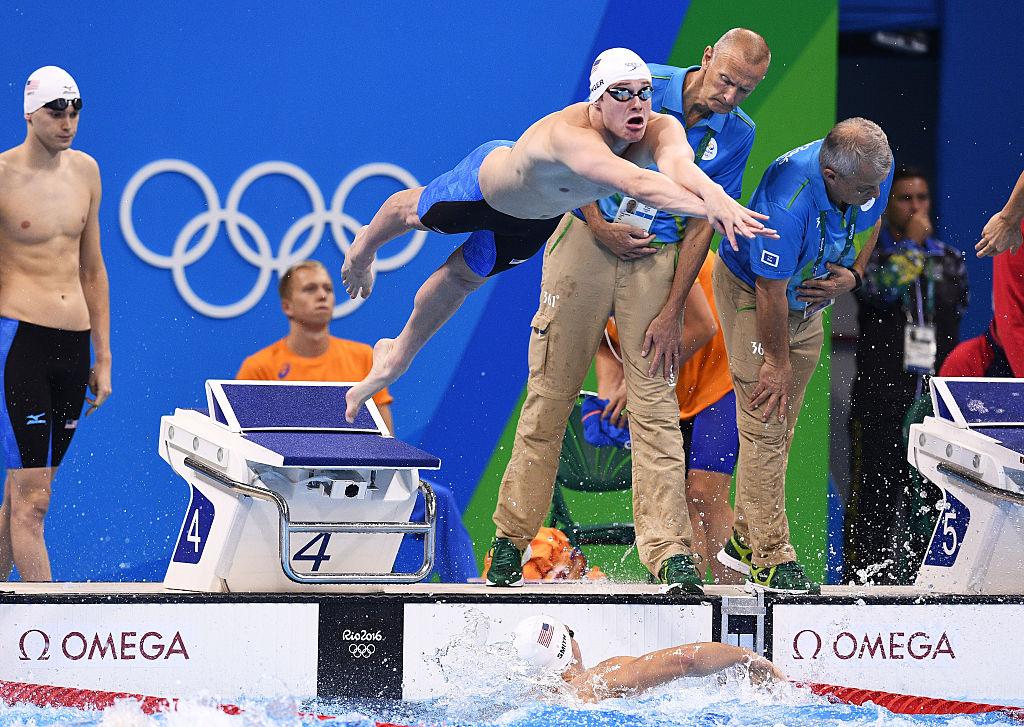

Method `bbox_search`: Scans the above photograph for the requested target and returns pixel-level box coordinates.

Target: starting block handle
[936,463,1024,504]
[182,457,437,584]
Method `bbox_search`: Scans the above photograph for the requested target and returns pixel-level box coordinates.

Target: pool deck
[0,581,964,597]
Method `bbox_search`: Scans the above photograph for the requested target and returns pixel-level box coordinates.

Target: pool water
[1,679,1019,727]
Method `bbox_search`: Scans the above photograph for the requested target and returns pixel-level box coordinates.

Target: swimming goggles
[606,85,653,102]
[43,98,83,111]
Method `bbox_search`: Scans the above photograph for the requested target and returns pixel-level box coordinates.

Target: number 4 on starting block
[173,486,216,564]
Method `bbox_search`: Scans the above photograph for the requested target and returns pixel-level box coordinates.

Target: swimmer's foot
[345,338,406,422]
[341,227,376,299]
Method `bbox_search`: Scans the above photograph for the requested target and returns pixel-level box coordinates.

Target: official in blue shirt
[580,28,771,382]
[712,118,894,594]
[719,137,894,311]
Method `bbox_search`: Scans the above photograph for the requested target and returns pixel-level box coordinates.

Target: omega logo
[18,629,190,662]
[791,628,955,661]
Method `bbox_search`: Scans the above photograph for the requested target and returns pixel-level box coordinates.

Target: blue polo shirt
[593,64,756,243]
[719,139,894,311]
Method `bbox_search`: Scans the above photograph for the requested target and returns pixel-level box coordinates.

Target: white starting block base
[1,582,1021,711]
[908,377,1024,595]
[160,382,441,592]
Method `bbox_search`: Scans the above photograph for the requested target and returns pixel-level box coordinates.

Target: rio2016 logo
[119,160,427,319]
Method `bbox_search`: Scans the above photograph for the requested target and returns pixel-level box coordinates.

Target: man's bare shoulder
[67,149,100,179]
[0,148,21,184]
[643,111,686,140]
[548,103,606,150]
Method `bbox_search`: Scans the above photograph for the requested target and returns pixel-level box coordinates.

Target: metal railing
[183,456,436,583]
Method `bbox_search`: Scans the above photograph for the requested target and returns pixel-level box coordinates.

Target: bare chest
[0,173,90,246]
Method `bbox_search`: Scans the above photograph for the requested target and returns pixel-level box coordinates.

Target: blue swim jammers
[416,140,562,277]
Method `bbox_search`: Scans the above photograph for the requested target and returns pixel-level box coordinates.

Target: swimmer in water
[512,614,786,702]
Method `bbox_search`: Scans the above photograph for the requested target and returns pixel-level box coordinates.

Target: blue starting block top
[217,382,378,431]
[931,378,1024,428]
[204,380,440,470]
[246,431,440,468]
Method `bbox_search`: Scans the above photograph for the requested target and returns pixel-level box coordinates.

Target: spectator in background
[714,118,894,593]
[236,260,393,432]
[844,167,967,585]
[596,251,743,584]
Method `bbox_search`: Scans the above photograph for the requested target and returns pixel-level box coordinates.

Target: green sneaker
[485,537,529,587]
[746,560,819,594]
[657,554,704,595]
[716,531,753,576]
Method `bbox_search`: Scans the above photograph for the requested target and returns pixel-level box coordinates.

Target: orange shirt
[236,337,393,407]
[606,254,732,419]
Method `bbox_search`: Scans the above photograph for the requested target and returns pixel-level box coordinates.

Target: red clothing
[991,223,1024,376]
[938,333,994,377]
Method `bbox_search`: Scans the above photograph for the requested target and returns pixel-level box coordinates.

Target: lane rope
[2,677,1021,723]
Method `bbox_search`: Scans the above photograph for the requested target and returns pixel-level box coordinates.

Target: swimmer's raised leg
[346,248,485,421]
[342,187,428,299]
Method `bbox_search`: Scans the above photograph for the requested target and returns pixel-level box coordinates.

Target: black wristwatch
[848,267,863,292]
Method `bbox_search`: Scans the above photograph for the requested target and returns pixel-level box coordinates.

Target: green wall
[463,0,838,582]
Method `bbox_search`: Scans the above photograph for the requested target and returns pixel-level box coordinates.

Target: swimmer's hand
[85,356,112,416]
[591,220,659,261]
[703,186,777,251]
[745,654,787,685]
[976,209,1023,257]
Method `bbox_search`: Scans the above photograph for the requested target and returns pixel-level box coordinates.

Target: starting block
[159,380,441,592]
[908,377,1024,594]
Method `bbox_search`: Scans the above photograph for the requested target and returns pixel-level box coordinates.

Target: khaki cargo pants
[492,214,694,576]
[711,256,824,568]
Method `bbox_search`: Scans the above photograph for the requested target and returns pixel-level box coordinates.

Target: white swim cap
[24,66,80,115]
[511,615,574,672]
[588,48,651,102]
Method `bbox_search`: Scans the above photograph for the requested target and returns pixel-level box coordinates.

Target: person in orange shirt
[596,252,740,583]
[236,260,394,432]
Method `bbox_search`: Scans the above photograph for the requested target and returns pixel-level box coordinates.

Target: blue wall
[1,2,613,580]
[936,3,1024,336]
[2,1,696,581]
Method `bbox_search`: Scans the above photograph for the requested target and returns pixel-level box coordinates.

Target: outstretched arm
[570,642,784,701]
[976,169,1024,257]
[646,116,775,250]
[555,126,706,218]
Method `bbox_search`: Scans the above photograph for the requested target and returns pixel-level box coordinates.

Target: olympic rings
[348,643,376,658]
[119,159,427,319]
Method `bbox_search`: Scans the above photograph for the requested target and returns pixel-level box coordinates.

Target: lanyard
[904,252,936,326]
[814,207,859,274]
[693,126,717,165]
[665,123,716,237]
